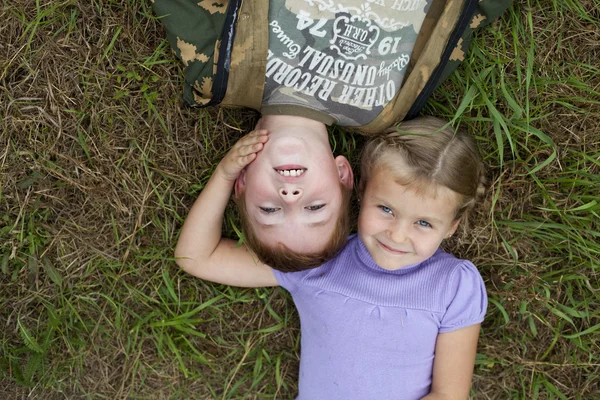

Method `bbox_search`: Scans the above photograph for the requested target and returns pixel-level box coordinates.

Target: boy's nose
[279,188,303,202]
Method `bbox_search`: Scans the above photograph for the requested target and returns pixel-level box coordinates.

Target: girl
[175,116,487,399]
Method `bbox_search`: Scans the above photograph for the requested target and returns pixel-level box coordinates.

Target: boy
[231,114,354,271]
[175,127,353,279]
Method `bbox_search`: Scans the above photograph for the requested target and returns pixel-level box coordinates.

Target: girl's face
[358,169,461,270]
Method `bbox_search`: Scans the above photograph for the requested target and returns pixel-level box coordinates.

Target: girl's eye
[259,207,279,214]
[305,204,325,211]
[417,220,431,228]
[378,205,393,215]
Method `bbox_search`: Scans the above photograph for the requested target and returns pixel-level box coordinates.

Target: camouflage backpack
[153,0,513,134]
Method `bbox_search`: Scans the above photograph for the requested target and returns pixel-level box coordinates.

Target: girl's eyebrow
[418,217,442,224]
[371,195,391,204]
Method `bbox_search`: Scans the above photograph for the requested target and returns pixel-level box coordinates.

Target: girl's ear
[446,219,461,238]
[335,155,354,190]
[234,169,246,198]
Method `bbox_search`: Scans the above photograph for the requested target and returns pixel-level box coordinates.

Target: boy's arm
[175,129,278,287]
[420,324,481,400]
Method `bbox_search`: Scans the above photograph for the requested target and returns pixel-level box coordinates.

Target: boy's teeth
[277,168,305,177]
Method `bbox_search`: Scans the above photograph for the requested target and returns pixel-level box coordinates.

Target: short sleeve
[272,268,311,293]
[439,261,488,333]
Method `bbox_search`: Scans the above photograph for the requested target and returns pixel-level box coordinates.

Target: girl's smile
[377,240,410,255]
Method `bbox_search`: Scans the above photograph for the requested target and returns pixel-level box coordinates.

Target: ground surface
[1,0,599,399]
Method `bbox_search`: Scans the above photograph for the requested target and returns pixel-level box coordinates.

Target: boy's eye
[259,207,279,214]
[417,220,431,228]
[378,205,393,215]
[305,204,325,211]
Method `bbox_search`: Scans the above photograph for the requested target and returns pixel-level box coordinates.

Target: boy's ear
[234,169,246,197]
[334,155,354,190]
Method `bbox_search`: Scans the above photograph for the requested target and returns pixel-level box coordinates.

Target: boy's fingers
[233,153,255,169]
[237,142,264,157]
[234,134,267,152]
[243,131,268,144]
[246,130,268,143]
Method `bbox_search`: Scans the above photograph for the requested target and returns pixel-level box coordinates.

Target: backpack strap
[359,0,471,134]
[220,0,269,110]
[404,0,514,120]
[205,0,244,107]
[358,0,513,133]
[153,0,266,110]
[403,0,478,120]
[436,0,514,84]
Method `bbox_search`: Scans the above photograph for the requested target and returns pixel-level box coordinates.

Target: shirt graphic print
[263,0,431,126]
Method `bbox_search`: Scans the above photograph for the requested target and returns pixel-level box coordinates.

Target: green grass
[1,0,599,398]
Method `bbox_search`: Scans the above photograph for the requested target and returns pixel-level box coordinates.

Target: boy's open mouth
[275,168,306,177]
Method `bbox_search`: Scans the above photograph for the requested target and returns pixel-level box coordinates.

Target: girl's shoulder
[421,248,481,281]
[426,250,487,331]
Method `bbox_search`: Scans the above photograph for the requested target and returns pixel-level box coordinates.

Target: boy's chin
[277,240,327,255]
[255,231,330,254]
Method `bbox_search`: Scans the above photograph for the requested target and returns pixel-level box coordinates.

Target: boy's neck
[259,114,328,137]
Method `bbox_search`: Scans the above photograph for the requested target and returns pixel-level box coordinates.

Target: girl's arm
[174,129,278,287]
[421,324,481,400]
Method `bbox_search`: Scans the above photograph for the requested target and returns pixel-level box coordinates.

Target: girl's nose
[389,225,407,244]
[279,188,303,202]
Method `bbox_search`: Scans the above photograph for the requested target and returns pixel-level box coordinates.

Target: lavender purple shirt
[273,234,487,399]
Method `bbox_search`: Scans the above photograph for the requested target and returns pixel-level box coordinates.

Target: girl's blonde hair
[359,116,486,222]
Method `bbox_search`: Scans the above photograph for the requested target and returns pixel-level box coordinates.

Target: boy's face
[358,170,460,271]
[235,126,353,254]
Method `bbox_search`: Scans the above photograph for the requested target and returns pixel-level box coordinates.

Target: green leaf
[77,129,93,165]
[1,253,8,275]
[545,304,575,326]
[527,315,537,338]
[562,323,600,339]
[162,267,178,303]
[164,333,188,378]
[42,256,63,286]
[24,353,43,383]
[102,26,122,61]
[275,353,283,388]
[539,200,598,213]
[17,171,43,189]
[17,319,43,354]
[488,298,509,325]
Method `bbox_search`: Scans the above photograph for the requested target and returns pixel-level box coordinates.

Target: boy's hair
[359,116,486,222]
[235,185,353,272]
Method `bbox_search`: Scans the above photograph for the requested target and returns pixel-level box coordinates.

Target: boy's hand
[218,129,268,181]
